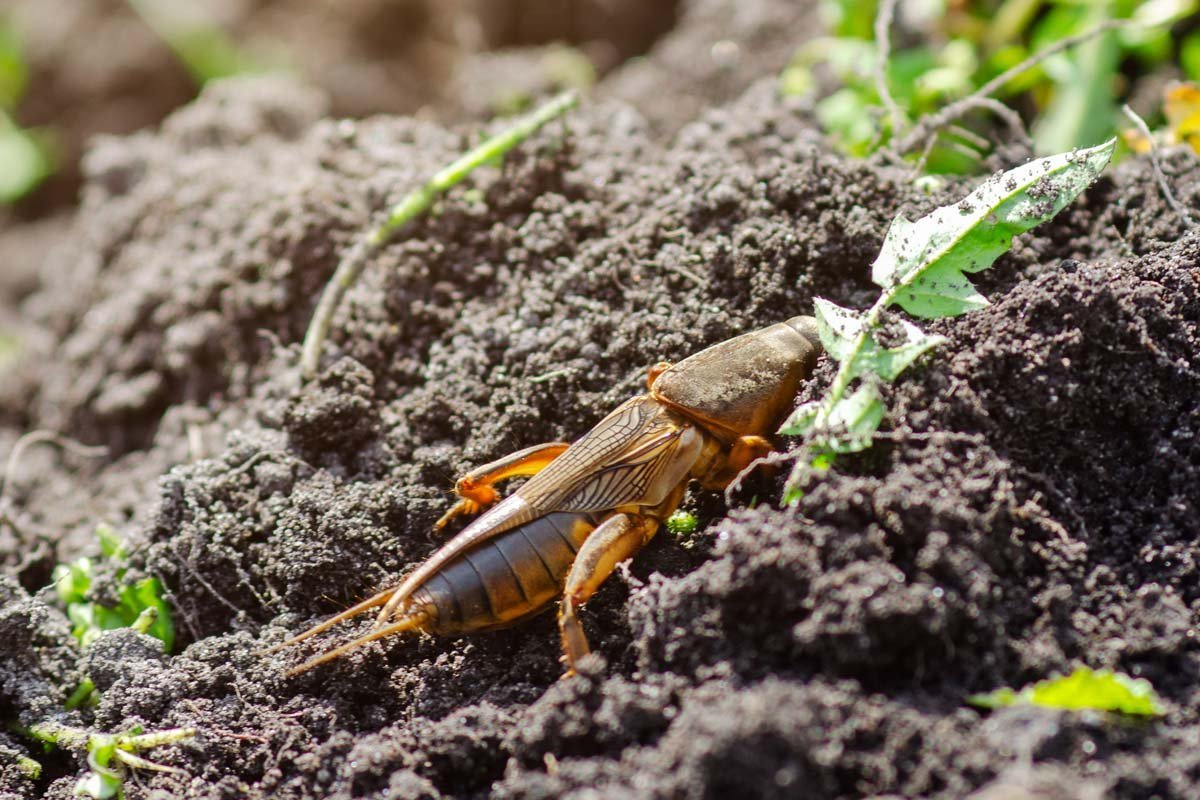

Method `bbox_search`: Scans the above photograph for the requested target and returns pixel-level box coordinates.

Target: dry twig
[891,19,1128,157]
[1121,103,1195,229]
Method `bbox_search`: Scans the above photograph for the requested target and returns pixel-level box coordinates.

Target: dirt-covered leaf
[865,318,946,381]
[888,259,990,317]
[871,139,1116,318]
[813,297,864,362]
[813,298,946,381]
[779,400,822,437]
[820,382,884,454]
[969,666,1165,717]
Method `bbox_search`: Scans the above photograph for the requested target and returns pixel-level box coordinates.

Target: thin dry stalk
[1121,103,1195,229]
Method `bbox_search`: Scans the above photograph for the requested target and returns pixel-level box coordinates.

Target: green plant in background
[23,722,194,799]
[54,523,175,653]
[125,0,270,85]
[969,666,1165,716]
[0,19,54,203]
[780,138,1116,501]
[781,0,1196,171]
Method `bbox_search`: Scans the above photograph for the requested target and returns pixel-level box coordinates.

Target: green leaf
[968,666,1165,717]
[1030,9,1119,155]
[54,559,93,607]
[820,382,885,454]
[75,771,120,800]
[126,578,175,653]
[890,260,989,318]
[1183,32,1200,82]
[779,400,822,436]
[54,532,175,652]
[813,297,863,362]
[96,523,126,560]
[0,21,28,109]
[863,318,947,381]
[871,139,1116,317]
[813,298,946,381]
[0,118,51,202]
[1129,0,1197,35]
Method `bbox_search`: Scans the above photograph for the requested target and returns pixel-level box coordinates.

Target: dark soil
[2,1,1200,798]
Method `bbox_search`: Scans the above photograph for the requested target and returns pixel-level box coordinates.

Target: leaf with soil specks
[872,139,1116,317]
[783,382,884,455]
[969,666,1165,717]
[782,140,1116,502]
[811,298,946,382]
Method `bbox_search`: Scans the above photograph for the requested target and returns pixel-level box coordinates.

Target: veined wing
[517,395,685,512]
[376,397,679,613]
[376,397,683,614]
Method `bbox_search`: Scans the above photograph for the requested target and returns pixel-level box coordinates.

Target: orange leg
[696,434,775,490]
[434,441,570,529]
[646,361,672,390]
[558,512,658,673]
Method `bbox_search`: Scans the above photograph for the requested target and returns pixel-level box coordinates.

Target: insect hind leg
[557,512,659,674]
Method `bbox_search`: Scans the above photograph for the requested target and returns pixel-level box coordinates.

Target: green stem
[122,728,195,750]
[65,677,97,710]
[300,90,580,378]
[814,294,890,427]
[24,722,88,749]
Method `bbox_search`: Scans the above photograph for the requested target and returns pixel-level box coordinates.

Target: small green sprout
[0,111,52,202]
[0,22,56,202]
[17,754,40,779]
[3,749,41,781]
[665,511,699,536]
[125,0,268,85]
[53,524,175,653]
[24,722,194,799]
[780,139,1116,502]
[969,666,1165,717]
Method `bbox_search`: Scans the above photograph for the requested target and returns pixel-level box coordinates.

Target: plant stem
[24,721,87,749]
[814,294,890,426]
[1120,104,1194,229]
[65,677,97,710]
[300,90,580,378]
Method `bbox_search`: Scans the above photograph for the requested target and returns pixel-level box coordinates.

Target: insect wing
[519,396,684,511]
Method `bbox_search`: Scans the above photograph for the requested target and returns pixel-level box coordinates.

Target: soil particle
[0,577,76,725]
[1,13,1200,798]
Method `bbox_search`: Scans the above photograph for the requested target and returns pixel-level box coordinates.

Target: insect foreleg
[435,441,571,530]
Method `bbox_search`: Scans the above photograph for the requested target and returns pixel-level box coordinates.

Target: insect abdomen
[412,512,599,635]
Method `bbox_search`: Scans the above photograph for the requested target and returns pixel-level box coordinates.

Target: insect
[265,316,822,675]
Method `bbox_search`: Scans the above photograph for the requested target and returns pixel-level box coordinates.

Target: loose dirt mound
[2,3,1199,799]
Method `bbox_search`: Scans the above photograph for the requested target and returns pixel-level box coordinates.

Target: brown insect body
[266,316,821,675]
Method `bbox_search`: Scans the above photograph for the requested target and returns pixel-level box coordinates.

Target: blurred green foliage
[126,0,271,85]
[970,666,1165,716]
[0,19,54,203]
[0,2,271,205]
[781,0,1198,171]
